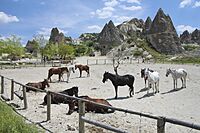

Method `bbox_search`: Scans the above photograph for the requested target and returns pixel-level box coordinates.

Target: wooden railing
[1,74,200,133]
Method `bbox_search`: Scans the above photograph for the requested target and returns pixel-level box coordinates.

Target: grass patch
[0,100,42,133]
[169,56,200,64]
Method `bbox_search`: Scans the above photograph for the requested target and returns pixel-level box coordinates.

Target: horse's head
[166,68,171,77]
[72,86,79,97]
[75,65,78,70]
[69,65,75,73]
[102,71,109,83]
[43,79,50,87]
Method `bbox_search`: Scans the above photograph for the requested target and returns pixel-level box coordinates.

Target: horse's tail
[183,70,189,80]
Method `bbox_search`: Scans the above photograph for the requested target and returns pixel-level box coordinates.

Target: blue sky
[0,0,200,44]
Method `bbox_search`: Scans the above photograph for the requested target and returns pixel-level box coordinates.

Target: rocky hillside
[180,29,200,45]
[96,8,184,56]
[146,8,183,54]
[49,27,72,44]
[97,20,124,55]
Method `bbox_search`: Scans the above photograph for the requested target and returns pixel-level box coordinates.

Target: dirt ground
[0,56,200,133]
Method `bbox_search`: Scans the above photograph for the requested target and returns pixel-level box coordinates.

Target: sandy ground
[0,56,200,133]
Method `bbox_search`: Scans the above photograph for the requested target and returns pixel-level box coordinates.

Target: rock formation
[143,16,152,34]
[180,29,200,45]
[97,20,123,55]
[25,40,38,56]
[49,27,72,44]
[146,8,183,54]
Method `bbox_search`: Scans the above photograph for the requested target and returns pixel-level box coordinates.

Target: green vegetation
[0,100,42,133]
[0,35,25,60]
[169,56,200,64]
[182,44,200,51]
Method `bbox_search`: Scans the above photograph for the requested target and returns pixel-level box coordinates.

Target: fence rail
[1,74,200,133]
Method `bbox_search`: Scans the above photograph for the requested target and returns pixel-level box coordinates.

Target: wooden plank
[157,117,165,133]
[22,86,27,109]
[11,79,14,100]
[47,92,51,121]
[79,101,85,133]
[1,76,4,94]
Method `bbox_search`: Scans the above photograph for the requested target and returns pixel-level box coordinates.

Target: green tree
[58,43,74,59]
[43,43,58,59]
[75,45,87,56]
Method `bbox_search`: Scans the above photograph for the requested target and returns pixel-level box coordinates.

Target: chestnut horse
[75,64,90,77]
[68,96,114,115]
[47,67,69,82]
[26,79,49,92]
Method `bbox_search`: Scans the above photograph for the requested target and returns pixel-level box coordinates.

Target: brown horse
[75,64,90,77]
[26,79,50,92]
[48,67,69,82]
[68,96,114,115]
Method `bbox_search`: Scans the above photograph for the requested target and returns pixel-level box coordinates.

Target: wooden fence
[1,74,200,133]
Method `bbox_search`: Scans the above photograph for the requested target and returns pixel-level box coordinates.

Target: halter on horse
[166,68,187,89]
[141,68,154,88]
[145,70,159,94]
[75,64,90,77]
[102,71,135,99]
[48,67,69,82]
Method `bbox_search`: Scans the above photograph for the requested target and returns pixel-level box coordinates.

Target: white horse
[145,69,160,94]
[166,68,187,89]
[66,65,75,83]
[141,68,154,88]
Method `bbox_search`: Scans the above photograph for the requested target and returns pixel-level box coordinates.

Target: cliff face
[180,29,200,45]
[146,8,183,54]
[97,20,123,55]
[49,27,72,44]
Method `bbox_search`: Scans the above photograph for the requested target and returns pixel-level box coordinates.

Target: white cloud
[120,5,142,11]
[193,1,200,7]
[40,2,45,5]
[104,0,119,7]
[179,0,192,8]
[114,15,132,23]
[87,25,102,33]
[0,12,19,24]
[119,0,141,4]
[37,27,68,39]
[176,25,196,33]
[91,6,115,19]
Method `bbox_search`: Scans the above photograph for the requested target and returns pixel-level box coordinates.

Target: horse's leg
[147,81,150,94]
[157,80,159,93]
[181,78,184,88]
[184,77,186,88]
[173,79,175,90]
[66,73,70,83]
[129,86,134,97]
[87,70,90,77]
[114,86,118,99]
[79,69,82,78]
[144,79,146,88]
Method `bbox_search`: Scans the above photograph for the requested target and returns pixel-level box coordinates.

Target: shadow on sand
[106,96,130,101]
[135,87,148,94]
[137,92,155,99]
[161,87,185,95]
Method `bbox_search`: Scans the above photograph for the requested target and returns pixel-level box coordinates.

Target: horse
[47,67,69,82]
[75,64,90,77]
[166,68,187,89]
[145,69,159,94]
[141,68,154,88]
[68,96,114,115]
[102,71,135,99]
[26,79,49,92]
[42,86,78,105]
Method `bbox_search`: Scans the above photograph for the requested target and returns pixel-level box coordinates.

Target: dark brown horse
[26,79,50,92]
[47,67,69,82]
[68,96,114,115]
[42,86,79,105]
[75,64,90,77]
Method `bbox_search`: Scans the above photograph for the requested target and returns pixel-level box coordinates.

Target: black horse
[102,71,135,99]
[42,86,78,105]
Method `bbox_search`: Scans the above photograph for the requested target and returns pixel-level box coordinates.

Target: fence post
[1,76,4,94]
[11,79,14,100]
[47,92,51,121]
[22,86,27,109]
[87,60,88,65]
[96,59,98,65]
[157,117,165,133]
[79,100,85,133]
[104,59,106,65]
